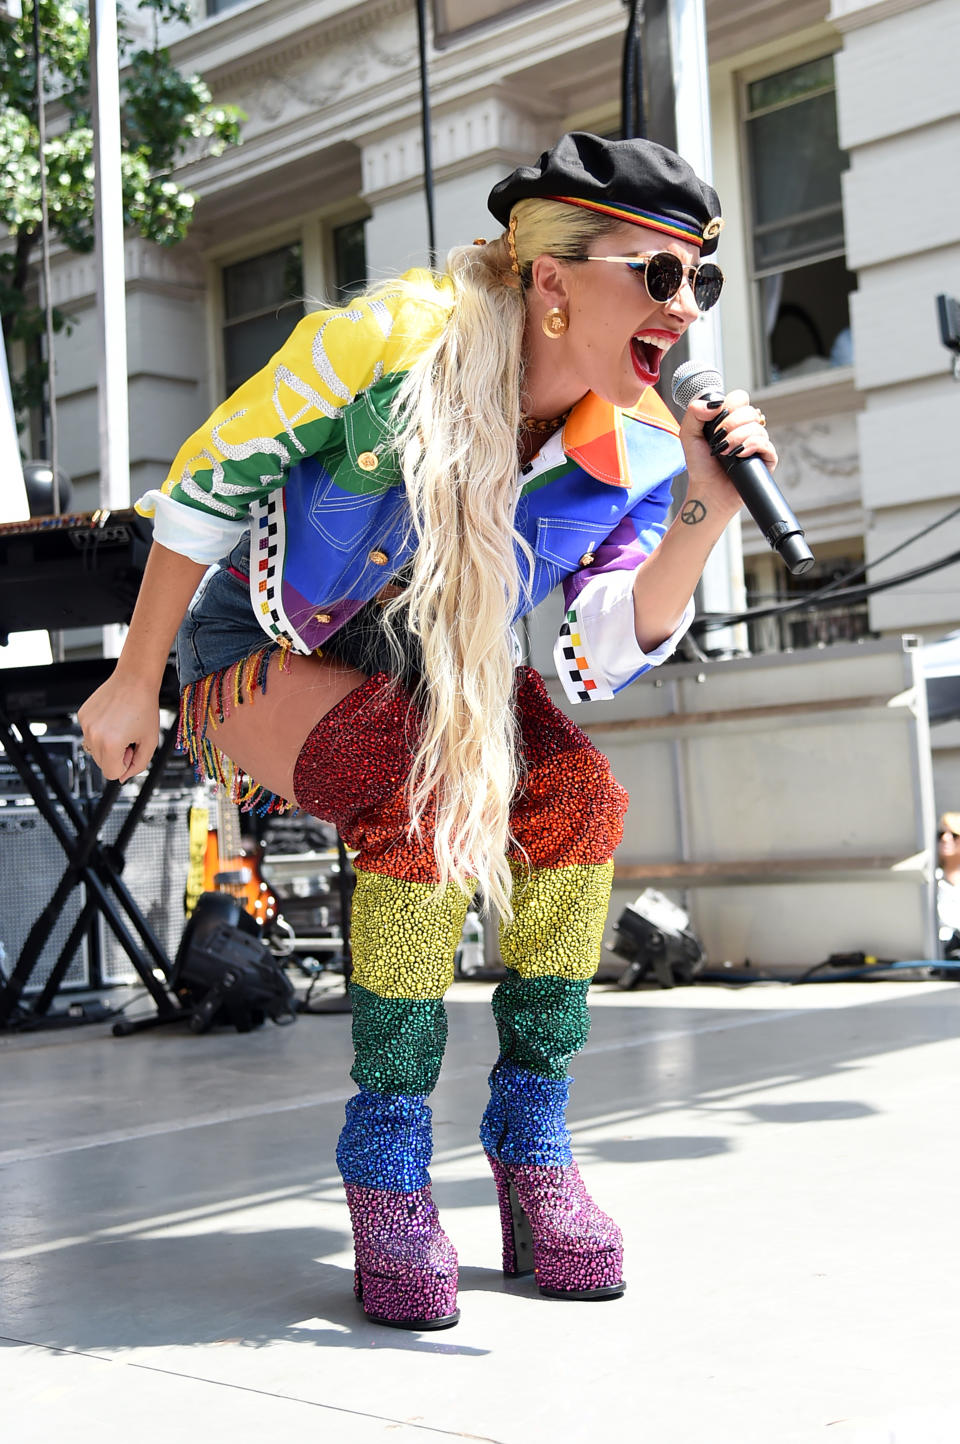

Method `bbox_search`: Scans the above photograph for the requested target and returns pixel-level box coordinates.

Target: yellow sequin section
[350,870,473,1000]
[500,860,614,981]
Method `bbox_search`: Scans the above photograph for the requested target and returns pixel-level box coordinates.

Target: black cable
[414,0,437,269]
[696,542,960,631]
[808,500,960,600]
[621,0,642,138]
[696,496,960,632]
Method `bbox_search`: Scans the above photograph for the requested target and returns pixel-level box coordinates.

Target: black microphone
[671,360,815,577]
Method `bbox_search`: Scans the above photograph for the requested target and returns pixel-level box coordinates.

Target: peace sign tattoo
[681,499,707,525]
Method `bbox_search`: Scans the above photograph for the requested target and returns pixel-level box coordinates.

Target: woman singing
[79,132,775,1329]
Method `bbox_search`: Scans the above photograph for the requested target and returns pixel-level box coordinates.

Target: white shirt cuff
[136,490,248,564]
[554,569,695,704]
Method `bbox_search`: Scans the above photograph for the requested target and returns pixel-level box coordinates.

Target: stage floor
[4,977,960,1444]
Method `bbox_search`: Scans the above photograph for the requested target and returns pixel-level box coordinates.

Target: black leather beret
[488,131,723,255]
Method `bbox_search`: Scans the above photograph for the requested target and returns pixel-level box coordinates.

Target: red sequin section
[291,666,627,879]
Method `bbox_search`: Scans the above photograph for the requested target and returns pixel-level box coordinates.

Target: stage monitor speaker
[98,792,193,985]
[0,805,91,991]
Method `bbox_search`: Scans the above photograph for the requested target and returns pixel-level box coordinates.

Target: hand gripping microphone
[671,360,815,577]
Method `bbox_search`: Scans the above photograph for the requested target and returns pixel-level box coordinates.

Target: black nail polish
[713,408,730,426]
[727,444,745,458]
[705,398,724,410]
[710,425,727,444]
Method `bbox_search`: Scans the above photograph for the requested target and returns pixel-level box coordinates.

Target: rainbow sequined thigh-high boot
[293,675,467,1329]
[480,668,627,1301]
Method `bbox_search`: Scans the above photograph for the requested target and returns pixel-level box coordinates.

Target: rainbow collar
[563,388,681,488]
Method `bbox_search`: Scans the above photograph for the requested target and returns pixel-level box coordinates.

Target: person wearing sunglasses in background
[936,814,960,957]
[79,132,776,1330]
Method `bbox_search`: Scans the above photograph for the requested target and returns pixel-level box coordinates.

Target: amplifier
[0,792,193,993]
[98,792,193,983]
[0,805,91,991]
[0,734,85,800]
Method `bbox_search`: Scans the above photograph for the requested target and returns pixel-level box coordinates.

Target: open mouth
[630,332,675,384]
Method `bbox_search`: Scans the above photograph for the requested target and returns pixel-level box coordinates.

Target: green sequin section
[500,860,614,981]
[350,984,448,1095]
[491,971,591,1080]
[350,870,472,1000]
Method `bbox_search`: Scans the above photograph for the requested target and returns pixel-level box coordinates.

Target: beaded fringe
[177,644,294,815]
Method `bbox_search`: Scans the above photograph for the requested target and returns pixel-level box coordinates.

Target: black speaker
[0,792,193,994]
[0,805,91,991]
[171,892,296,1033]
[98,792,193,984]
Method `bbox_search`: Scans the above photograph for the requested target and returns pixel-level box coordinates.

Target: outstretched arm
[77,544,208,782]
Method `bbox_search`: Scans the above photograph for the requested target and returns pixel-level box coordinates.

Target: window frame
[738,44,852,390]
[205,205,369,404]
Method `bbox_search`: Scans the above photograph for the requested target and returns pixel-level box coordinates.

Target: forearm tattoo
[681,499,707,525]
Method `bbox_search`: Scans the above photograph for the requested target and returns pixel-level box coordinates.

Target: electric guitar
[200,790,277,927]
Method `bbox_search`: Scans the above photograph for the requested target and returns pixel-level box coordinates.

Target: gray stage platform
[3,979,960,1443]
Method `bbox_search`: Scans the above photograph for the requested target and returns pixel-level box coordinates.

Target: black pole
[621,0,643,138]
[415,0,438,268]
[642,0,679,152]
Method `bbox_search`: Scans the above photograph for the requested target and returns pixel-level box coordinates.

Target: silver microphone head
[671,360,724,410]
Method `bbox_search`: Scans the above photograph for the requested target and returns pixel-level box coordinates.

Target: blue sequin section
[479,1061,573,1166]
[337,1087,433,1191]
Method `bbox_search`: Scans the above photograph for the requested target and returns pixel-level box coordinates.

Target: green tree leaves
[1,0,244,421]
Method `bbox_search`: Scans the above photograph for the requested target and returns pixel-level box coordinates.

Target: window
[432,0,547,45]
[744,55,856,385]
[332,218,368,303]
[744,550,872,655]
[221,242,304,397]
[206,0,249,16]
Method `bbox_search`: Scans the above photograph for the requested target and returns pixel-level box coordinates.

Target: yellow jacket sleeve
[138,272,454,525]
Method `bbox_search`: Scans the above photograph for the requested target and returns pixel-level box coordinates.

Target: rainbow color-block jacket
[137,270,693,704]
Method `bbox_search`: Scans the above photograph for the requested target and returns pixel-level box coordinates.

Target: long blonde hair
[379,199,622,918]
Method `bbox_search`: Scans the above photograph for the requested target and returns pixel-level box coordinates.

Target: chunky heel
[489,1155,535,1275]
[485,1153,625,1300]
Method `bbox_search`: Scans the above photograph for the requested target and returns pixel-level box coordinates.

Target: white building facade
[37,0,960,791]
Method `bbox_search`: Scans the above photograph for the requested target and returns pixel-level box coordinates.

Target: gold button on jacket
[312,612,332,625]
[369,549,389,566]
[579,550,596,567]
[357,451,379,471]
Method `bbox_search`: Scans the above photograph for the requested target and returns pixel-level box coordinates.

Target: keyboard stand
[0,662,186,1030]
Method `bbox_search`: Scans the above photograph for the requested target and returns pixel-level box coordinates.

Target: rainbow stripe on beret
[546,194,707,247]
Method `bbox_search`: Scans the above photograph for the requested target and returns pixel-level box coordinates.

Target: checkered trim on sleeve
[249,494,310,653]
[553,605,615,704]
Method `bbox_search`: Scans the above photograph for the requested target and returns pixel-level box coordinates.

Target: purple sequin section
[487,1154,624,1295]
[345,1182,458,1324]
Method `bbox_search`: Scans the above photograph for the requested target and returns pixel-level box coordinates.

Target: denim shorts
[175,537,267,687]
[175,533,424,689]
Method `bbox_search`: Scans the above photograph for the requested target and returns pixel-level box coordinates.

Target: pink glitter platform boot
[487,1156,625,1300]
[344,1181,459,1330]
[481,1065,624,1301]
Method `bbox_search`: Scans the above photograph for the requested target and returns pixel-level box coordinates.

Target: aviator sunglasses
[584,251,724,313]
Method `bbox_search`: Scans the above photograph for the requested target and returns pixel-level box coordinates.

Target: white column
[89,0,130,515]
[0,343,51,668]
[89,0,130,658]
[670,0,747,655]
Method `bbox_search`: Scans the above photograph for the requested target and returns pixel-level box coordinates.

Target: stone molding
[49,239,205,309]
[773,415,861,495]
[361,95,549,200]
[828,0,933,31]
[210,7,419,146]
[175,0,413,86]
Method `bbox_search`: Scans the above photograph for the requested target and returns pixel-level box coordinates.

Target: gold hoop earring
[542,307,569,339]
